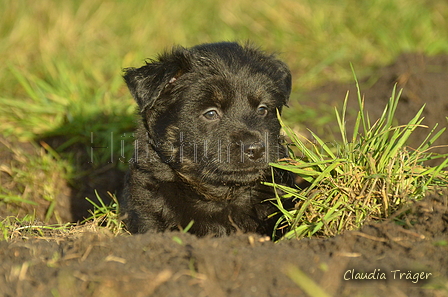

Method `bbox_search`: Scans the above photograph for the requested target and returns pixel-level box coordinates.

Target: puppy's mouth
[201,165,270,185]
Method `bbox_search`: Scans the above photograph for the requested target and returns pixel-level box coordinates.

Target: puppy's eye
[203,109,220,120]
[257,105,268,116]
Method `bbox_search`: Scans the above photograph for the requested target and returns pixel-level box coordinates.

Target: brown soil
[301,53,448,165]
[1,53,448,297]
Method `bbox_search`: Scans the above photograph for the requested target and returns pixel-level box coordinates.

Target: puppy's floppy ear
[272,60,292,107]
[123,47,191,112]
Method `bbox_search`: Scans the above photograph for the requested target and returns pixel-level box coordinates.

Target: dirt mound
[0,192,446,297]
[302,53,448,164]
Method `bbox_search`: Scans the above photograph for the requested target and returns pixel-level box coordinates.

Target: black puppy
[121,42,292,236]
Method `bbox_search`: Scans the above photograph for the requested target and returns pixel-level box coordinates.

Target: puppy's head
[124,42,291,186]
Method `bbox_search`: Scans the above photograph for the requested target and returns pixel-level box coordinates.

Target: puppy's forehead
[183,45,285,107]
[200,72,269,108]
[190,46,268,77]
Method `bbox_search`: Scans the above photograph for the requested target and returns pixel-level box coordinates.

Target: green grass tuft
[269,76,448,240]
[0,215,73,241]
[82,191,125,235]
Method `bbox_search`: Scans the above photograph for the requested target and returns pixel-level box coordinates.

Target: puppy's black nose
[244,142,265,161]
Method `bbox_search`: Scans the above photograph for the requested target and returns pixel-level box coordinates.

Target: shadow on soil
[37,111,136,222]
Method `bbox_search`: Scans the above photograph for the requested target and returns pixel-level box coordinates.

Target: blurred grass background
[2,0,448,139]
[1,0,448,222]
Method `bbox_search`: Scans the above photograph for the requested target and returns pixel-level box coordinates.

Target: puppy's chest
[168,184,273,235]
[179,184,274,219]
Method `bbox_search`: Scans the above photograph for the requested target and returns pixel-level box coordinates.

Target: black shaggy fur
[120,42,293,236]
